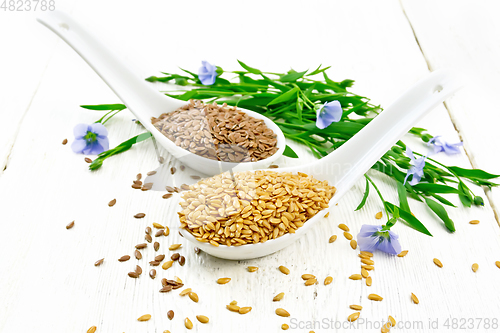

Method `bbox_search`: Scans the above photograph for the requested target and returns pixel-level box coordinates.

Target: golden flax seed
[324,276,333,285]
[248,266,258,272]
[496,261,500,269]
[227,304,240,312]
[348,312,360,322]
[179,288,192,296]
[137,314,151,321]
[411,293,419,304]
[217,277,231,284]
[305,278,317,286]
[344,232,353,240]
[360,251,373,257]
[196,315,209,323]
[350,240,357,250]
[361,258,374,265]
[338,224,349,231]
[273,292,285,302]
[276,308,290,317]
[389,315,396,327]
[362,265,374,271]
[169,244,182,250]
[239,307,252,314]
[279,266,290,275]
[397,250,408,257]
[282,324,289,330]
[162,260,173,270]
[153,222,164,229]
[329,235,337,243]
[472,263,479,272]
[469,220,480,224]
[375,211,383,219]
[188,292,199,303]
[87,326,97,333]
[366,276,372,286]
[184,317,193,329]
[301,274,316,280]
[361,268,369,278]
[350,305,362,311]
[368,294,383,301]
[349,274,362,280]
[433,258,443,268]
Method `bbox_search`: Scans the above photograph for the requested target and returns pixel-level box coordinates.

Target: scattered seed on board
[154,242,160,251]
[361,268,369,278]
[145,227,152,235]
[84,157,92,163]
[362,265,374,271]
[305,278,317,286]
[87,326,96,333]
[282,324,289,330]
[227,304,240,312]
[360,251,373,257]
[180,165,185,171]
[154,254,165,262]
[136,243,147,249]
[169,244,182,251]
[128,272,139,278]
[496,261,500,269]
[375,211,383,219]
[329,235,337,243]
[155,230,164,237]
[361,258,374,265]
[239,307,252,314]
[301,274,315,280]
[324,276,333,285]
[469,220,480,224]
[66,221,75,229]
[134,213,146,219]
[276,308,290,317]
[368,294,383,301]
[273,292,285,302]
[171,253,180,261]
[196,315,209,323]
[62,138,68,145]
[164,227,170,236]
[163,193,173,199]
[190,175,201,180]
[366,276,372,286]
[279,266,290,275]
[94,258,104,267]
[179,256,186,266]
[381,323,391,333]
[411,293,419,304]
[433,258,443,268]
[397,250,408,257]
[189,292,199,303]
[179,288,192,296]
[160,285,173,293]
[389,315,396,327]
[170,167,176,175]
[350,305,362,311]
[324,212,329,218]
[167,310,174,320]
[348,312,360,322]
[217,277,231,284]
[149,269,156,279]
[338,224,349,232]
[135,250,142,260]
[350,239,357,250]
[145,234,152,243]
[108,199,116,207]
[153,222,164,229]
[184,317,193,329]
[118,255,130,262]
[349,274,362,280]
[248,266,258,272]
[147,171,157,176]
[472,263,479,272]
[149,261,160,266]
[135,265,142,275]
[194,247,201,254]
[269,164,279,169]
[344,232,353,240]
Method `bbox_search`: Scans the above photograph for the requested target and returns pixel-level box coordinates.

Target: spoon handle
[309,69,461,200]
[37,11,184,121]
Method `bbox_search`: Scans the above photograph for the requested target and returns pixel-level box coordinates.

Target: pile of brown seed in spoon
[178,170,336,246]
[151,100,278,162]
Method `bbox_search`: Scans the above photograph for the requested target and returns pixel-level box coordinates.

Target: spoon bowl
[37,11,286,176]
[178,69,461,259]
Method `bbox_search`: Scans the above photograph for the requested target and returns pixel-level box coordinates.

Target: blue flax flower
[71,123,109,155]
[198,61,217,85]
[357,224,401,255]
[428,135,463,155]
[404,147,426,186]
[315,100,342,129]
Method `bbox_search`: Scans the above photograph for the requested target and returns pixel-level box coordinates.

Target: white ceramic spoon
[178,69,461,260]
[37,11,286,175]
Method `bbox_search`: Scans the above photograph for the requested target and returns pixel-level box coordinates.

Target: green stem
[365,174,390,221]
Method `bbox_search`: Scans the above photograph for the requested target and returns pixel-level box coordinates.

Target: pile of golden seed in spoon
[178,170,336,246]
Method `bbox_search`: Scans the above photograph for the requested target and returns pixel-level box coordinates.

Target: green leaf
[306,65,331,76]
[355,177,370,211]
[449,166,500,180]
[397,182,411,213]
[280,70,308,82]
[80,104,127,111]
[385,202,432,236]
[237,60,262,74]
[283,145,299,158]
[89,132,152,170]
[413,183,461,194]
[424,198,456,232]
[267,87,299,105]
[458,193,472,208]
[430,194,456,207]
[296,97,303,122]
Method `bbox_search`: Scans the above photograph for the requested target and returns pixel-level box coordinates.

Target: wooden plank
[0,1,499,332]
[401,0,500,222]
